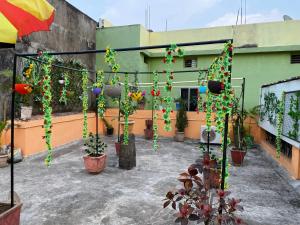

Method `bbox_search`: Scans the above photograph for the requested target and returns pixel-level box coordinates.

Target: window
[180,88,198,111]
[184,58,197,68]
[291,54,300,64]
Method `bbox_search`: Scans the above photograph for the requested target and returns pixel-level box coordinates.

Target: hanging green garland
[40,53,54,166]
[151,71,160,150]
[197,71,207,112]
[105,47,120,85]
[123,73,130,145]
[276,92,285,158]
[96,70,106,118]
[287,92,300,140]
[162,44,184,131]
[82,69,89,140]
[59,72,70,105]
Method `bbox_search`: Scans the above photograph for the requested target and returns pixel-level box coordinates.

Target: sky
[66,0,300,31]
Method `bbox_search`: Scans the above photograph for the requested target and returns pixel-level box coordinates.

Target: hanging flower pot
[92,87,101,95]
[104,85,121,98]
[199,85,207,94]
[208,80,224,94]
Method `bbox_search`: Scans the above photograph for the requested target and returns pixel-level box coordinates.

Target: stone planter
[0,154,8,168]
[174,131,185,142]
[231,148,246,166]
[20,106,32,121]
[120,120,135,134]
[104,85,121,98]
[83,154,107,174]
[0,193,22,225]
[119,134,136,170]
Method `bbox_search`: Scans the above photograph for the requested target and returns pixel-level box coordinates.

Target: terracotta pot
[115,142,121,156]
[83,154,107,174]
[0,154,8,168]
[145,120,153,129]
[20,106,32,121]
[231,148,246,166]
[120,120,135,134]
[0,193,22,225]
[104,85,121,98]
[144,129,153,140]
[174,131,185,142]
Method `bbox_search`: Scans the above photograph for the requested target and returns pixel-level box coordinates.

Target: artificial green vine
[260,92,279,124]
[288,92,300,141]
[40,53,54,166]
[95,70,106,118]
[276,93,285,158]
[82,69,89,140]
[162,44,184,131]
[123,73,130,145]
[197,71,207,112]
[59,73,70,105]
[105,47,120,85]
[152,71,160,150]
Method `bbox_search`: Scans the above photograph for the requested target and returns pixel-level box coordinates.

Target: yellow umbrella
[0,0,55,45]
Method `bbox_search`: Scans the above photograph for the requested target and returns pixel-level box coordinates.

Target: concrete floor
[0,137,300,225]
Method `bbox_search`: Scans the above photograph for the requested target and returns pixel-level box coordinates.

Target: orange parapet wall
[1,109,208,157]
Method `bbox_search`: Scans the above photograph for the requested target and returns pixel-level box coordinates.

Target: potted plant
[14,83,33,121]
[163,164,246,225]
[102,118,114,136]
[119,99,137,135]
[0,121,8,168]
[0,192,22,225]
[104,83,122,98]
[174,99,188,142]
[230,98,247,166]
[144,119,154,140]
[83,132,107,174]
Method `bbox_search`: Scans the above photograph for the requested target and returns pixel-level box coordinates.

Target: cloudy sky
[67,0,299,31]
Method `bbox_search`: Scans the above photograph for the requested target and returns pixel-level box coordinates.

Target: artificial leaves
[162,44,184,131]
[40,53,54,166]
[261,92,279,125]
[152,71,160,150]
[197,71,207,112]
[123,73,130,145]
[59,73,70,105]
[96,70,106,118]
[276,92,285,158]
[288,92,300,141]
[82,69,89,140]
[105,47,120,85]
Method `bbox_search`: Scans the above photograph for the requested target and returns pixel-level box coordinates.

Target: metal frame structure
[10,39,233,208]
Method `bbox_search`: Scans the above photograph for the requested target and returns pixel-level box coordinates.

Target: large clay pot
[20,106,32,121]
[83,154,107,174]
[0,154,8,168]
[231,148,246,166]
[115,142,121,156]
[174,131,185,142]
[104,85,121,98]
[120,120,135,134]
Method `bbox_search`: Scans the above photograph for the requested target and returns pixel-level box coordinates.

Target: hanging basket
[208,80,224,94]
[104,85,121,98]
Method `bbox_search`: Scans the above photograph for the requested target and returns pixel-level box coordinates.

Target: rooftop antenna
[236,8,240,25]
[165,19,168,31]
[244,0,247,24]
[240,0,243,24]
[145,7,148,29]
[148,5,151,30]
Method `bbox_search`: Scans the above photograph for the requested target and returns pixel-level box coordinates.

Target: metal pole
[241,78,246,134]
[10,54,17,207]
[95,72,99,154]
[117,96,121,142]
[16,39,233,57]
[207,131,210,155]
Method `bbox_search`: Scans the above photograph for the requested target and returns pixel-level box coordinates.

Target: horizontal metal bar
[16,39,233,57]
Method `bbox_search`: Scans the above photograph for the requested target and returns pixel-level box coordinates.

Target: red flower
[172,58,176,63]
[222,106,227,111]
[163,58,167,63]
[167,51,171,55]
[162,109,166,113]
[235,218,243,224]
[224,72,229,76]
[221,66,225,71]
[171,110,174,113]
[217,190,226,198]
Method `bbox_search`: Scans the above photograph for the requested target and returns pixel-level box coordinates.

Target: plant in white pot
[174,99,188,142]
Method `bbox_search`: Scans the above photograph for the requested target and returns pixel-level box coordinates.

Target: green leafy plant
[59,72,70,105]
[175,99,188,132]
[84,132,107,157]
[276,93,285,158]
[96,70,106,117]
[81,69,89,140]
[261,92,279,125]
[152,71,160,150]
[287,92,300,141]
[105,47,120,85]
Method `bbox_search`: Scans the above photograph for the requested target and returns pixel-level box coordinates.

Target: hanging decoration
[123,73,130,145]
[59,73,70,105]
[152,71,160,150]
[95,70,106,118]
[14,83,32,95]
[40,53,54,166]
[105,47,120,85]
[276,92,285,158]
[82,69,89,140]
[162,44,184,131]
[287,92,300,140]
[22,61,34,79]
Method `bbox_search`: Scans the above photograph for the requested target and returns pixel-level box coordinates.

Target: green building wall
[96,21,300,109]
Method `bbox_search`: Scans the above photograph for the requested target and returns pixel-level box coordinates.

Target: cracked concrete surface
[0,137,300,225]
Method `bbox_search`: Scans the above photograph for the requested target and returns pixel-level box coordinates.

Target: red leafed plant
[163,165,246,225]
